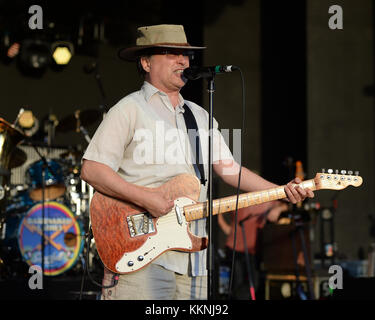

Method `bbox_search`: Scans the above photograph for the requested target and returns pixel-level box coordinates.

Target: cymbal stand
[79,125,91,144]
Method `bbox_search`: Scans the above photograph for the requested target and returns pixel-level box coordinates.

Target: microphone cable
[226,66,249,299]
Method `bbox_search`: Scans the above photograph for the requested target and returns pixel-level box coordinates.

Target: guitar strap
[182,104,207,186]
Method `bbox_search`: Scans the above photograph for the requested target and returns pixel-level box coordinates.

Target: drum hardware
[55,108,100,145]
[65,174,93,218]
[56,109,101,134]
[79,125,91,144]
[60,149,83,164]
[44,113,58,147]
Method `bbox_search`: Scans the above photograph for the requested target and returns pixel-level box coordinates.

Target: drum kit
[0,108,102,279]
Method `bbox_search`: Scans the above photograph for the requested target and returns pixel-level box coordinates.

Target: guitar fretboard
[184,179,316,221]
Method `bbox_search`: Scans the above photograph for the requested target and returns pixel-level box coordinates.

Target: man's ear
[140,56,151,73]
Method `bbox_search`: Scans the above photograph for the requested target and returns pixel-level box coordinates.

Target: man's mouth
[174,69,188,83]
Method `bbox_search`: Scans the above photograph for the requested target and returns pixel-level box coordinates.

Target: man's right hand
[141,191,175,218]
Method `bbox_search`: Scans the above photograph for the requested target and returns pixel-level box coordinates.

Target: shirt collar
[141,81,185,112]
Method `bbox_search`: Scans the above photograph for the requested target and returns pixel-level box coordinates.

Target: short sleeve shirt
[83,81,234,276]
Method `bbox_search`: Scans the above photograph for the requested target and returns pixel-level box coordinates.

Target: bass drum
[10,201,84,276]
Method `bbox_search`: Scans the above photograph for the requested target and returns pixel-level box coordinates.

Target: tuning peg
[328,169,333,174]
[355,171,359,176]
[335,169,339,174]
[348,170,353,175]
[341,170,347,175]
[322,168,325,173]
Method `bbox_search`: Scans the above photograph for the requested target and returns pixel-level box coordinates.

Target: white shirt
[83,81,234,276]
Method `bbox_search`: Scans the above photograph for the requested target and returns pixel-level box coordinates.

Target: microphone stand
[85,62,108,115]
[22,128,58,282]
[94,69,108,115]
[207,76,215,300]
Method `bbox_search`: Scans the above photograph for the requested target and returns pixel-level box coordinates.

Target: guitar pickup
[127,213,155,238]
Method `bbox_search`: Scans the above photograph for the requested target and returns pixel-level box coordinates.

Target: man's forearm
[80,159,147,208]
[214,160,278,192]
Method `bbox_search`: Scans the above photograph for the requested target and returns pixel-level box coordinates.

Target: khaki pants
[101,264,207,300]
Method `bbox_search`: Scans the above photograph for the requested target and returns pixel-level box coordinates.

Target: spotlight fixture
[51,41,74,65]
[18,39,51,76]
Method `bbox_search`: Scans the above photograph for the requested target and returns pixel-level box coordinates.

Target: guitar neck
[184,179,316,222]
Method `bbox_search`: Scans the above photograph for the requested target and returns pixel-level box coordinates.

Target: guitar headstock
[314,169,363,190]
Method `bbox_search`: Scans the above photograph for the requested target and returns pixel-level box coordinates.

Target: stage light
[17,39,51,76]
[51,41,74,65]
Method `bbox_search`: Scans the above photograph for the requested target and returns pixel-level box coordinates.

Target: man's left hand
[284,177,314,204]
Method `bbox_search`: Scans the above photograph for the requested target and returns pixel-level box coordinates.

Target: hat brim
[118,44,206,62]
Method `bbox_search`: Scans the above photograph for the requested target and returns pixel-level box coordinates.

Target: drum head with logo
[18,201,83,276]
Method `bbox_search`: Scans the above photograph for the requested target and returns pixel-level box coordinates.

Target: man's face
[140,49,191,93]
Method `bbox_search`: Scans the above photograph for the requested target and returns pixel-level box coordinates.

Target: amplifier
[265,273,330,300]
[260,223,312,274]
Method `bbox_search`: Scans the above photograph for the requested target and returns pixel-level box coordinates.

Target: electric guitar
[89,171,363,274]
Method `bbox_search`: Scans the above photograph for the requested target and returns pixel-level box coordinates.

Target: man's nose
[177,54,189,65]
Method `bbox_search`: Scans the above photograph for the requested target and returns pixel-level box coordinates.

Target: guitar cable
[227,66,247,299]
[79,226,119,300]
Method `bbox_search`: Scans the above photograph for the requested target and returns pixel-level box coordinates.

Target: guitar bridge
[127,213,155,237]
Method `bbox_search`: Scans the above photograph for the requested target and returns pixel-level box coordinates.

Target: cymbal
[0,118,25,141]
[56,109,102,133]
[0,118,26,171]
[9,148,27,169]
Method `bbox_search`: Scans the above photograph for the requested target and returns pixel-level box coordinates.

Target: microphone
[183,65,239,80]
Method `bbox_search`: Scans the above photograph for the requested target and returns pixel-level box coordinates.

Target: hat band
[141,42,191,47]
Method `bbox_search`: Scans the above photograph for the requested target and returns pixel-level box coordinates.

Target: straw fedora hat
[118,24,206,61]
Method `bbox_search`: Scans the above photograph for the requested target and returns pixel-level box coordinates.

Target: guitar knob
[138,256,144,261]
[127,261,134,267]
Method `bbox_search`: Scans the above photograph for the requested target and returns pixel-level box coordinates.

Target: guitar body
[90,173,207,274]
